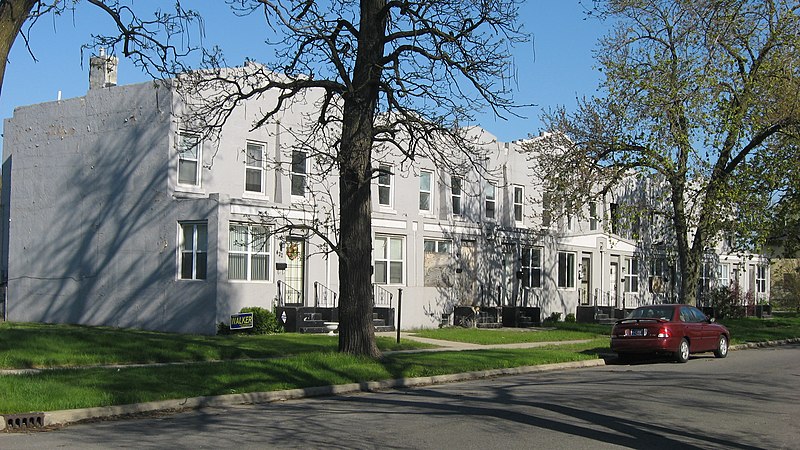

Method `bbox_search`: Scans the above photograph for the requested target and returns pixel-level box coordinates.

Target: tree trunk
[336,0,386,358]
[0,0,37,97]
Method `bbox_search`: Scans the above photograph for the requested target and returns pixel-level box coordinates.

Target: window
[229,224,270,281]
[717,263,730,288]
[513,185,524,223]
[245,142,266,193]
[423,239,451,287]
[756,265,767,294]
[484,182,496,220]
[419,170,433,212]
[179,222,207,280]
[557,251,576,289]
[291,150,307,197]
[378,164,393,207]
[610,202,619,235]
[424,239,451,254]
[625,257,639,293]
[177,132,201,186]
[589,202,598,231]
[521,246,542,288]
[451,176,462,216]
[374,235,404,284]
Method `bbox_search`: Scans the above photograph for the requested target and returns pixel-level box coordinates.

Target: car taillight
[657,327,671,338]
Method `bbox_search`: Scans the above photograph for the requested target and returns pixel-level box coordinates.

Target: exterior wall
[1,73,771,334]
[2,82,220,334]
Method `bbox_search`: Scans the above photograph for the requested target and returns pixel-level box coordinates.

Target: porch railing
[314,282,338,308]
[277,280,303,306]
[372,284,393,309]
[593,289,616,308]
[519,287,541,307]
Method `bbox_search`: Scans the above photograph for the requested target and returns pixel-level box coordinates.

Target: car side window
[690,307,708,323]
[679,307,692,322]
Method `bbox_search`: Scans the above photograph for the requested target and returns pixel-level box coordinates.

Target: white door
[609,262,618,308]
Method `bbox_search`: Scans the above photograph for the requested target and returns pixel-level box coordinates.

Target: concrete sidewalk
[378,331,594,353]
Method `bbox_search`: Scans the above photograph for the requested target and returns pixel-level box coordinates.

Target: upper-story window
[378,164,393,208]
[178,221,207,280]
[245,142,266,194]
[557,251,576,289]
[589,201,598,231]
[513,185,524,223]
[484,181,496,220]
[451,176,462,216]
[419,170,433,213]
[291,150,307,197]
[610,202,619,235]
[177,132,201,186]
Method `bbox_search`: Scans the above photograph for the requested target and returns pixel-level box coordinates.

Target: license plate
[628,328,647,337]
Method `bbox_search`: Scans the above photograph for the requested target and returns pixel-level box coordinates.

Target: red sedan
[610,304,730,363]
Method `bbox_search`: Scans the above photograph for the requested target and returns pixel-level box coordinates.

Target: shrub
[543,312,562,324]
[564,313,576,323]
[707,285,747,320]
[217,307,284,335]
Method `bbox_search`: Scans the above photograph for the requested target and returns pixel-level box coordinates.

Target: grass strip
[0,322,432,369]
[410,325,608,344]
[0,340,606,414]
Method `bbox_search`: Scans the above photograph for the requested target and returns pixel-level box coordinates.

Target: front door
[580,255,591,305]
[285,238,305,305]
[609,262,618,308]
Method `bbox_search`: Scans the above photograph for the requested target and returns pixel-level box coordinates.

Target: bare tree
[0,0,201,97]
[527,0,800,306]
[174,0,526,357]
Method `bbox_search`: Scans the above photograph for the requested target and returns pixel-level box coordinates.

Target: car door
[690,306,716,351]
[679,306,704,352]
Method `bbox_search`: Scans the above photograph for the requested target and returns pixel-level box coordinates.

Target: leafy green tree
[528,0,800,305]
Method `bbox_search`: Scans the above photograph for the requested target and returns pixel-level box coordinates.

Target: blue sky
[0,1,609,157]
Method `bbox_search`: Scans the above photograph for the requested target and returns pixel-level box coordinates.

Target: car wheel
[675,338,690,363]
[714,335,729,358]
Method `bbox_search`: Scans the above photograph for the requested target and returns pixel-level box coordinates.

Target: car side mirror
[709,317,716,323]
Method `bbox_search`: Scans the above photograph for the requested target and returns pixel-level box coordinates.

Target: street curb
[0,359,606,431]
[729,336,800,350]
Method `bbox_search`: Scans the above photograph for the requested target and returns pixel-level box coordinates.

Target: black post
[396,288,403,344]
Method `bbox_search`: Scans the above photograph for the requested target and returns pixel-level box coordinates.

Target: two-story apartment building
[1,56,769,334]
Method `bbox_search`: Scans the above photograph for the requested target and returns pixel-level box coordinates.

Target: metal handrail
[372,284,393,309]
[314,282,338,308]
[277,280,303,306]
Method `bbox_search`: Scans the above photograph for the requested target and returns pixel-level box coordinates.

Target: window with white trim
[423,239,451,254]
[589,201,598,231]
[521,246,542,288]
[717,263,730,288]
[229,224,270,281]
[245,142,266,193]
[484,181,496,220]
[419,170,433,212]
[374,235,404,284]
[378,164,393,207]
[291,150,307,197]
[557,251,576,289]
[624,257,639,292]
[451,176,462,216]
[177,132,201,186]
[756,265,767,294]
[179,222,207,280]
[513,185,524,223]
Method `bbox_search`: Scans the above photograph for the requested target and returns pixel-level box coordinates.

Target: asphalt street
[2,344,798,449]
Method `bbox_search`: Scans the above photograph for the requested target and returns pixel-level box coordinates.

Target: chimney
[89,48,118,90]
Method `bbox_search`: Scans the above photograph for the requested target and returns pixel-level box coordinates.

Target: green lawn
[0,322,432,369]
[0,315,797,415]
[410,325,607,344]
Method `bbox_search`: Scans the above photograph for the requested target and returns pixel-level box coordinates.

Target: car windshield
[628,306,673,320]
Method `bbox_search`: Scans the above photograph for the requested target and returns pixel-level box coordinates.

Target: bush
[564,313,576,323]
[543,312,562,324]
[217,307,284,335]
[707,285,747,320]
